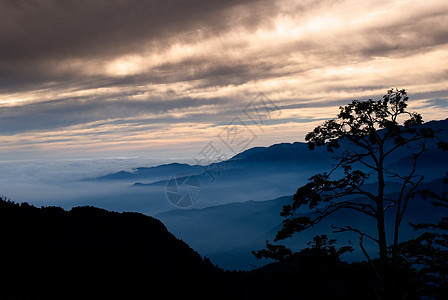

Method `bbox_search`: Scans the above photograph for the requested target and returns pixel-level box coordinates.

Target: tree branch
[392,144,426,253]
[383,135,429,159]
[331,225,379,243]
[317,201,377,218]
[352,186,377,202]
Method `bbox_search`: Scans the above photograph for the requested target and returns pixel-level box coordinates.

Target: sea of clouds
[0,157,174,210]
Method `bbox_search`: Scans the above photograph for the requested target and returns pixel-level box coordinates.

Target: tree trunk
[377,208,388,263]
[377,162,388,264]
[392,205,401,259]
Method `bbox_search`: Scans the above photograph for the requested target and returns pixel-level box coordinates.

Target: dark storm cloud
[358,12,448,58]
[2,0,445,93]
[148,58,281,89]
[0,0,275,64]
[0,95,230,134]
[0,0,282,92]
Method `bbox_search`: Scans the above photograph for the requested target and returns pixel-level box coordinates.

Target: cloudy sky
[1,0,448,161]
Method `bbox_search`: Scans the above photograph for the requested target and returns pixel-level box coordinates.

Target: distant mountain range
[94,141,332,183]
[84,118,448,213]
[93,119,448,185]
[95,162,203,181]
[80,118,448,270]
[83,142,333,214]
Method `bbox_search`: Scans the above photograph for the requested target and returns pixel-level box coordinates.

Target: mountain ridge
[93,118,448,184]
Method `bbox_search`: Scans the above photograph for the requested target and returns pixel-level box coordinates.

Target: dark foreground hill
[0,199,221,299]
[0,198,434,300]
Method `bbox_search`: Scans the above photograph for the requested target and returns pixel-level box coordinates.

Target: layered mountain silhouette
[87,119,448,215]
[80,118,448,270]
[156,178,445,270]
[95,119,448,184]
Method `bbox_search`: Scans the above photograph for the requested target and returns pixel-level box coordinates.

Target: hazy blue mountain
[156,178,446,270]
[100,119,447,184]
[385,148,448,181]
[156,195,291,270]
[80,140,333,214]
[93,162,203,181]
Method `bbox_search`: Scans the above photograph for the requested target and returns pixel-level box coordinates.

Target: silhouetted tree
[277,89,440,262]
[255,89,446,299]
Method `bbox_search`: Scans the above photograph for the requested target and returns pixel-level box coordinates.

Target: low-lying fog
[0,157,308,216]
[0,157,167,211]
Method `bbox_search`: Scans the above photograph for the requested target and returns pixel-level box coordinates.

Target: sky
[1,0,448,161]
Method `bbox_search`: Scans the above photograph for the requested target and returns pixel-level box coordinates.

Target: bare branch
[316,201,377,218]
[384,200,398,212]
[331,225,379,244]
[383,135,429,159]
[390,144,426,213]
[384,168,420,182]
[399,176,424,222]
[352,186,377,202]
[336,150,378,171]
[392,143,427,252]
